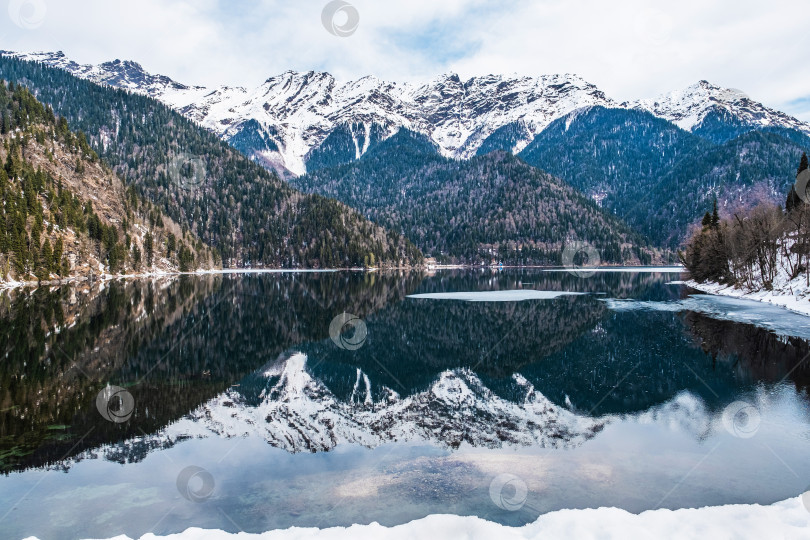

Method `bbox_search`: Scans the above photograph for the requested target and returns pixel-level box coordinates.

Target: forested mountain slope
[0,55,422,269]
[293,130,661,265]
[0,82,215,283]
[518,106,810,247]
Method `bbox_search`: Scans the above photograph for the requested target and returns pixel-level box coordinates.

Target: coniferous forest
[0,81,215,281]
[295,129,661,265]
[0,56,422,270]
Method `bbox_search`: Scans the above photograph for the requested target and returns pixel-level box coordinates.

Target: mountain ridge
[6,50,805,178]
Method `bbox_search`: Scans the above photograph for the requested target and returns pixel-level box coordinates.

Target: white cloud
[1,0,809,119]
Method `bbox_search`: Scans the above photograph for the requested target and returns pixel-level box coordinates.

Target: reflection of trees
[303,293,608,400]
[299,271,684,400]
[516,308,746,415]
[9,270,775,472]
[0,277,218,473]
[0,271,424,473]
[682,311,810,390]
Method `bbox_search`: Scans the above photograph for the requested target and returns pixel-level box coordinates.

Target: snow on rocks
[627,80,810,136]
[7,52,809,178]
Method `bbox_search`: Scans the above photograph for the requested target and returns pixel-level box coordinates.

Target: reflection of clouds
[632,387,799,446]
[721,400,761,439]
[633,392,712,438]
[489,473,528,511]
[577,462,613,483]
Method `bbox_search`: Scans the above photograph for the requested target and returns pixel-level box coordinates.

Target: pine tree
[132,244,141,270]
[799,153,809,174]
[787,154,809,212]
[52,237,63,274]
[11,231,25,277]
[701,212,712,229]
[787,186,801,213]
[144,232,154,268]
[711,198,719,229]
[40,238,52,275]
[166,232,176,257]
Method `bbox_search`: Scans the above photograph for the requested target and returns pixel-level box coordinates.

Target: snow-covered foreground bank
[47,496,810,540]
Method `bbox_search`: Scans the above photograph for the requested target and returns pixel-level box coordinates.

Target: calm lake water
[1,269,810,539]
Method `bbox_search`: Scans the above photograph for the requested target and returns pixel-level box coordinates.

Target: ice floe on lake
[407,290,587,302]
[602,295,810,340]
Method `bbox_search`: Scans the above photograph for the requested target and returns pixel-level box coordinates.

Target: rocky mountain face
[0,51,200,97]
[169,70,615,176]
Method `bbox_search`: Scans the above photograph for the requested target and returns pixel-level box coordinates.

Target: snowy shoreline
[0,266,685,291]
[32,495,810,540]
[684,279,810,318]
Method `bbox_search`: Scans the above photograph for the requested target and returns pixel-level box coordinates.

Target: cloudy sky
[2,0,809,119]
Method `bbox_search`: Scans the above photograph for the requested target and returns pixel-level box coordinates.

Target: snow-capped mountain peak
[627,79,810,135]
[3,50,809,176]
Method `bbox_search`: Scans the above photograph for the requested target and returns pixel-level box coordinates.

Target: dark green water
[1,269,809,539]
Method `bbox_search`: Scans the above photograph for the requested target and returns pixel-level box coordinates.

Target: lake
[1,269,810,539]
